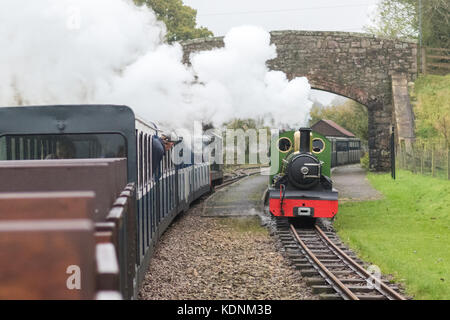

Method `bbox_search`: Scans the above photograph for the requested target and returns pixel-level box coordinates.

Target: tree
[365,0,449,48]
[134,0,213,42]
[308,100,368,142]
[421,0,450,48]
[365,0,418,39]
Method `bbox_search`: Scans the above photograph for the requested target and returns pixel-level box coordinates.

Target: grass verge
[334,170,450,300]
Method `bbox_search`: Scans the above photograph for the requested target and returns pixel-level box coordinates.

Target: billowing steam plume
[0,0,313,129]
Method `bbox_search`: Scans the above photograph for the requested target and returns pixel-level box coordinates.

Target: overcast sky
[184,0,380,105]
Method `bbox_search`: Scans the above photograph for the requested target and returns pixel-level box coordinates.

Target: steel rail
[214,169,262,190]
[214,177,243,190]
[314,225,406,300]
[290,224,359,300]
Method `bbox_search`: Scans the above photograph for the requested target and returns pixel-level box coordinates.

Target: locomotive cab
[268,128,338,219]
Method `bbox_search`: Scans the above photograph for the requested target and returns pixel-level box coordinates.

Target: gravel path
[138,202,316,300]
[332,164,382,201]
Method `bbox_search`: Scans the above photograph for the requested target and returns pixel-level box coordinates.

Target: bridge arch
[182,30,418,171]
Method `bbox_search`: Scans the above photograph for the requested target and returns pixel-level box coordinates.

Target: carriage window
[144,134,148,186]
[0,134,126,160]
[336,141,349,152]
[138,133,143,188]
[312,138,325,154]
[277,137,292,153]
[349,141,360,150]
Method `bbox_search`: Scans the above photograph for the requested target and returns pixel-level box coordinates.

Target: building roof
[311,119,356,138]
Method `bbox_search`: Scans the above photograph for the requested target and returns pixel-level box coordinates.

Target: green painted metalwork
[269,130,331,186]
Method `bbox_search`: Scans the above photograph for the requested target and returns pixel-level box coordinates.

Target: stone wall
[181,31,418,171]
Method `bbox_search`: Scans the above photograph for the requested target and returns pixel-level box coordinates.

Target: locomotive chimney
[299,128,312,153]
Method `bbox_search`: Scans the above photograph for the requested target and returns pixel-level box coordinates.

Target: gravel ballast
[138,202,316,300]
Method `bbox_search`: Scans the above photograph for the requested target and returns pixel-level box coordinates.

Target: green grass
[334,170,450,300]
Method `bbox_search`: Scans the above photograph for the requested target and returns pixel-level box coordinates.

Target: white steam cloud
[0,0,312,129]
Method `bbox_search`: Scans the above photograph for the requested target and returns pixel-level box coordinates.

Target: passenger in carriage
[151,135,174,178]
[45,139,76,159]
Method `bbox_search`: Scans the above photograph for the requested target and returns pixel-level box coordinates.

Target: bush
[360,152,369,170]
[412,74,450,145]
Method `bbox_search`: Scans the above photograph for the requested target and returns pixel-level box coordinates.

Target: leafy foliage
[360,152,370,170]
[365,0,450,48]
[308,100,368,142]
[411,74,450,146]
[134,0,213,42]
[365,0,418,39]
[421,0,450,48]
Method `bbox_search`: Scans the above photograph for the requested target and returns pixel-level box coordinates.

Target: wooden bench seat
[0,219,96,300]
[0,192,122,299]
[0,191,95,220]
[0,159,127,221]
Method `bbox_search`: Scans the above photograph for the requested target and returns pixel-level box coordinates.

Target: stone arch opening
[309,88,369,145]
[308,87,368,109]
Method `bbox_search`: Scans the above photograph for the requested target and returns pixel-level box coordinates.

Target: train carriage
[204,132,224,186]
[0,104,214,298]
[329,137,362,167]
[311,119,362,168]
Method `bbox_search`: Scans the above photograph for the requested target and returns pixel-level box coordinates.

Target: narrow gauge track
[214,168,263,190]
[277,220,406,300]
[214,177,243,190]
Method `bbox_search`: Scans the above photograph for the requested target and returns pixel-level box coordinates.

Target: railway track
[214,177,242,190]
[214,167,263,190]
[276,220,406,300]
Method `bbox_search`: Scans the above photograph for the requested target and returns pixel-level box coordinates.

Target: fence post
[447,148,450,180]
[402,141,408,170]
[431,145,435,177]
[420,144,424,174]
[421,47,427,74]
[390,125,395,179]
[405,147,409,171]
[412,144,416,173]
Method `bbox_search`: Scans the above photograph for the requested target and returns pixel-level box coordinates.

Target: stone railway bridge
[181,30,418,171]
